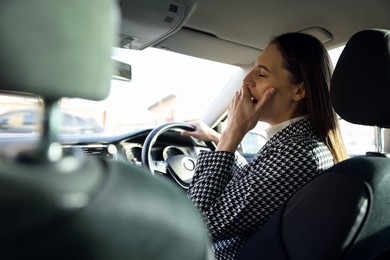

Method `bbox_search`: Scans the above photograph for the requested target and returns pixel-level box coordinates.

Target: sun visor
[118,0,194,50]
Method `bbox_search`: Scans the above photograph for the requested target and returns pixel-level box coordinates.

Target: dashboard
[62,128,211,188]
[0,125,264,189]
[0,129,209,160]
[0,127,212,189]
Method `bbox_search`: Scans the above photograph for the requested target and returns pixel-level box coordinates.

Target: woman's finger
[255,87,276,110]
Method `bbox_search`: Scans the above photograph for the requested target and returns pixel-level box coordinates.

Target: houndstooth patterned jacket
[187,118,334,260]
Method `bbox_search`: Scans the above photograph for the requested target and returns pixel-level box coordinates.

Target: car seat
[235,29,390,260]
[0,1,212,259]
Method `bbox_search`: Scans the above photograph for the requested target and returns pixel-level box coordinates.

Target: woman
[181,32,348,260]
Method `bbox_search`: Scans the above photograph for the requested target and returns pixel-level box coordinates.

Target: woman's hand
[217,86,276,152]
[181,120,221,144]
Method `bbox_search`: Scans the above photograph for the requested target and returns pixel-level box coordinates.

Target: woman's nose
[243,71,255,87]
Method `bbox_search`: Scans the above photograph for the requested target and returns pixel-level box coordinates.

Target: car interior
[0,0,389,259]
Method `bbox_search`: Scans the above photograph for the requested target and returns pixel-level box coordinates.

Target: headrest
[0,0,119,101]
[331,29,390,127]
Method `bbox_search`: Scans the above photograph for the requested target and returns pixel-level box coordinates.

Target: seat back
[235,29,390,260]
[0,1,212,259]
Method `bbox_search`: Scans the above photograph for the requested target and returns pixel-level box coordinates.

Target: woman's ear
[292,82,306,101]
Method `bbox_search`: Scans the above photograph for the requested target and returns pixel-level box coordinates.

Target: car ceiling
[119,0,390,67]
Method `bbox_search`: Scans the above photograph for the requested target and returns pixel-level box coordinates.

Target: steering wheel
[141,122,215,189]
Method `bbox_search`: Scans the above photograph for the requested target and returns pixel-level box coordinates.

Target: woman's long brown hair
[271,33,348,163]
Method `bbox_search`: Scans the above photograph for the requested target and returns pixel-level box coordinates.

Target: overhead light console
[118,0,194,50]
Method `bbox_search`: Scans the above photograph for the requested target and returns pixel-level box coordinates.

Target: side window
[22,110,36,125]
[7,111,25,126]
[237,131,267,155]
[0,94,41,134]
[338,119,375,156]
[219,118,268,160]
[75,116,87,126]
[62,113,74,126]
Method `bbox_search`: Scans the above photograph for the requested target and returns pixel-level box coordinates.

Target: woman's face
[243,43,305,125]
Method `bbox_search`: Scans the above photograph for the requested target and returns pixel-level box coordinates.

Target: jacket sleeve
[187,140,324,242]
[188,151,236,214]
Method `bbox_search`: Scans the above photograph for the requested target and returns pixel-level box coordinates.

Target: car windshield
[0,45,375,155]
[0,47,239,136]
[107,47,239,134]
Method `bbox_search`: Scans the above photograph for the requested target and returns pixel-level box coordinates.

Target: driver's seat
[0,1,212,259]
[235,29,390,259]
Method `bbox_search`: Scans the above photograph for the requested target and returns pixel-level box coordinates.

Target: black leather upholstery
[236,29,390,260]
[331,29,390,128]
[0,158,212,259]
[0,0,212,259]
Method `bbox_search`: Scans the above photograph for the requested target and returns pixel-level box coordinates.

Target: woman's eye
[258,74,266,78]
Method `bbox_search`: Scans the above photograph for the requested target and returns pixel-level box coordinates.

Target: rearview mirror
[112,60,132,82]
